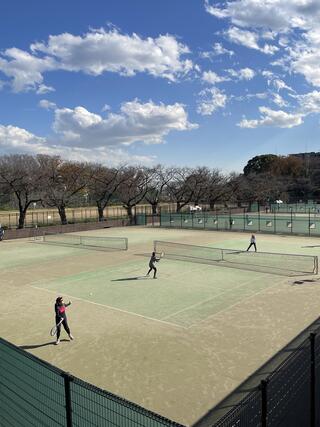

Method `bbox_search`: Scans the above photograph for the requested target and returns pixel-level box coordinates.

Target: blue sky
[1,0,320,172]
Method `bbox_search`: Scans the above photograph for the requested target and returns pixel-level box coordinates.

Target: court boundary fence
[193,316,320,427]
[158,211,320,238]
[0,337,184,427]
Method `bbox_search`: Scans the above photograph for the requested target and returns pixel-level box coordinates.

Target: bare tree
[39,156,91,225]
[206,169,234,209]
[0,155,44,228]
[87,164,126,221]
[145,165,173,214]
[117,167,151,224]
[166,167,204,212]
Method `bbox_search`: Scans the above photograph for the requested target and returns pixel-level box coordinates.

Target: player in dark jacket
[146,252,160,279]
[54,296,74,345]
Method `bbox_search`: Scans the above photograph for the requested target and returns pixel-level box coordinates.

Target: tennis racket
[50,318,63,336]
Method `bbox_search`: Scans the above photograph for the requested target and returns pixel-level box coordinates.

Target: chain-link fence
[194,318,320,427]
[0,338,184,427]
[159,211,320,237]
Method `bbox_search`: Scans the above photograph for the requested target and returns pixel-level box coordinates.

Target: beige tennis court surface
[2,227,320,425]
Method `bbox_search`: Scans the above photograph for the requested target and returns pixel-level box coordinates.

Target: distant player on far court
[146,251,160,279]
[247,234,257,252]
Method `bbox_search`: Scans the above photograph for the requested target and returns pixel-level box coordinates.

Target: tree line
[0,153,319,228]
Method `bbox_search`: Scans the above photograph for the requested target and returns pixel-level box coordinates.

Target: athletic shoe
[69,334,74,340]
[55,339,60,345]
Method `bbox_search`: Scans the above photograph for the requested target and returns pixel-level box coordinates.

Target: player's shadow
[20,339,69,349]
[112,276,149,282]
[292,279,317,286]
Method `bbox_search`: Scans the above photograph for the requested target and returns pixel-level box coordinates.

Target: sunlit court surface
[2,226,320,425]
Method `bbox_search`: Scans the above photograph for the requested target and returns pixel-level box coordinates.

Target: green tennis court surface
[2,227,320,425]
[31,257,279,328]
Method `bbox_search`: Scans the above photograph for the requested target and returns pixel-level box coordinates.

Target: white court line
[30,285,186,330]
[187,275,283,329]
[160,275,273,322]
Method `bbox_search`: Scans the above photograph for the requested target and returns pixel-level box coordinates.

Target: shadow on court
[111,276,150,282]
[20,339,69,349]
[292,279,318,286]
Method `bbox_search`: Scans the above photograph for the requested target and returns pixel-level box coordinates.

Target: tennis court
[2,227,320,425]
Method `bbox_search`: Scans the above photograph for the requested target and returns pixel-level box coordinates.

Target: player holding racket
[146,251,160,279]
[54,296,74,345]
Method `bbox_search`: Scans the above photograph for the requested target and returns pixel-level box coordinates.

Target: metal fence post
[291,208,293,234]
[309,208,311,236]
[260,379,268,427]
[310,332,316,427]
[274,211,276,234]
[62,372,73,427]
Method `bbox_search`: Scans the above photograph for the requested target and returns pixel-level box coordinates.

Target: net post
[62,372,73,427]
[314,257,318,275]
[125,237,128,250]
[221,249,224,261]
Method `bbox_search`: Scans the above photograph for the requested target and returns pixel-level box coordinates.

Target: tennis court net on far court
[154,240,318,276]
[39,232,128,251]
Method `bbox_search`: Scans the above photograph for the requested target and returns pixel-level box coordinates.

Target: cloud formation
[0,28,194,92]
[197,87,227,115]
[238,107,303,128]
[0,100,197,164]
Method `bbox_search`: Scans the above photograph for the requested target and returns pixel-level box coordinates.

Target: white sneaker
[69,334,74,340]
[55,339,60,345]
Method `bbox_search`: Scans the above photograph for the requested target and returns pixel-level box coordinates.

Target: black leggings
[147,265,157,278]
[247,243,257,252]
[56,317,70,339]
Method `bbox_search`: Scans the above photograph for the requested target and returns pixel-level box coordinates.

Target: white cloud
[289,29,320,87]
[201,42,234,59]
[204,1,320,88]
[238,106,303,128]
[202,70,229,84]
[0,28,194,92]
[0,99,197,165]
[205,0,320,32]
[270,78,293,92]
[204,0,230,19]
[36,84,55,94]
[272,93,288,107]
[197,87,227,115]
[52,100,198,147]
[0,48,56,92]
[227,67,255,80]
[239,67,256,80]
[32,28,193,81]
[294,90,320,113]
[224,26,278,54]
[0,124,155,165]
[39,99,57,110]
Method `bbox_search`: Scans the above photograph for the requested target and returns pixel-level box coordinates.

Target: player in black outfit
[54,296,74,345]
[146,252,160,279]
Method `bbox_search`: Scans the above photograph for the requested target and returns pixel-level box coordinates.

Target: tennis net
[43,232,128,250]
[154,240,318,275]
